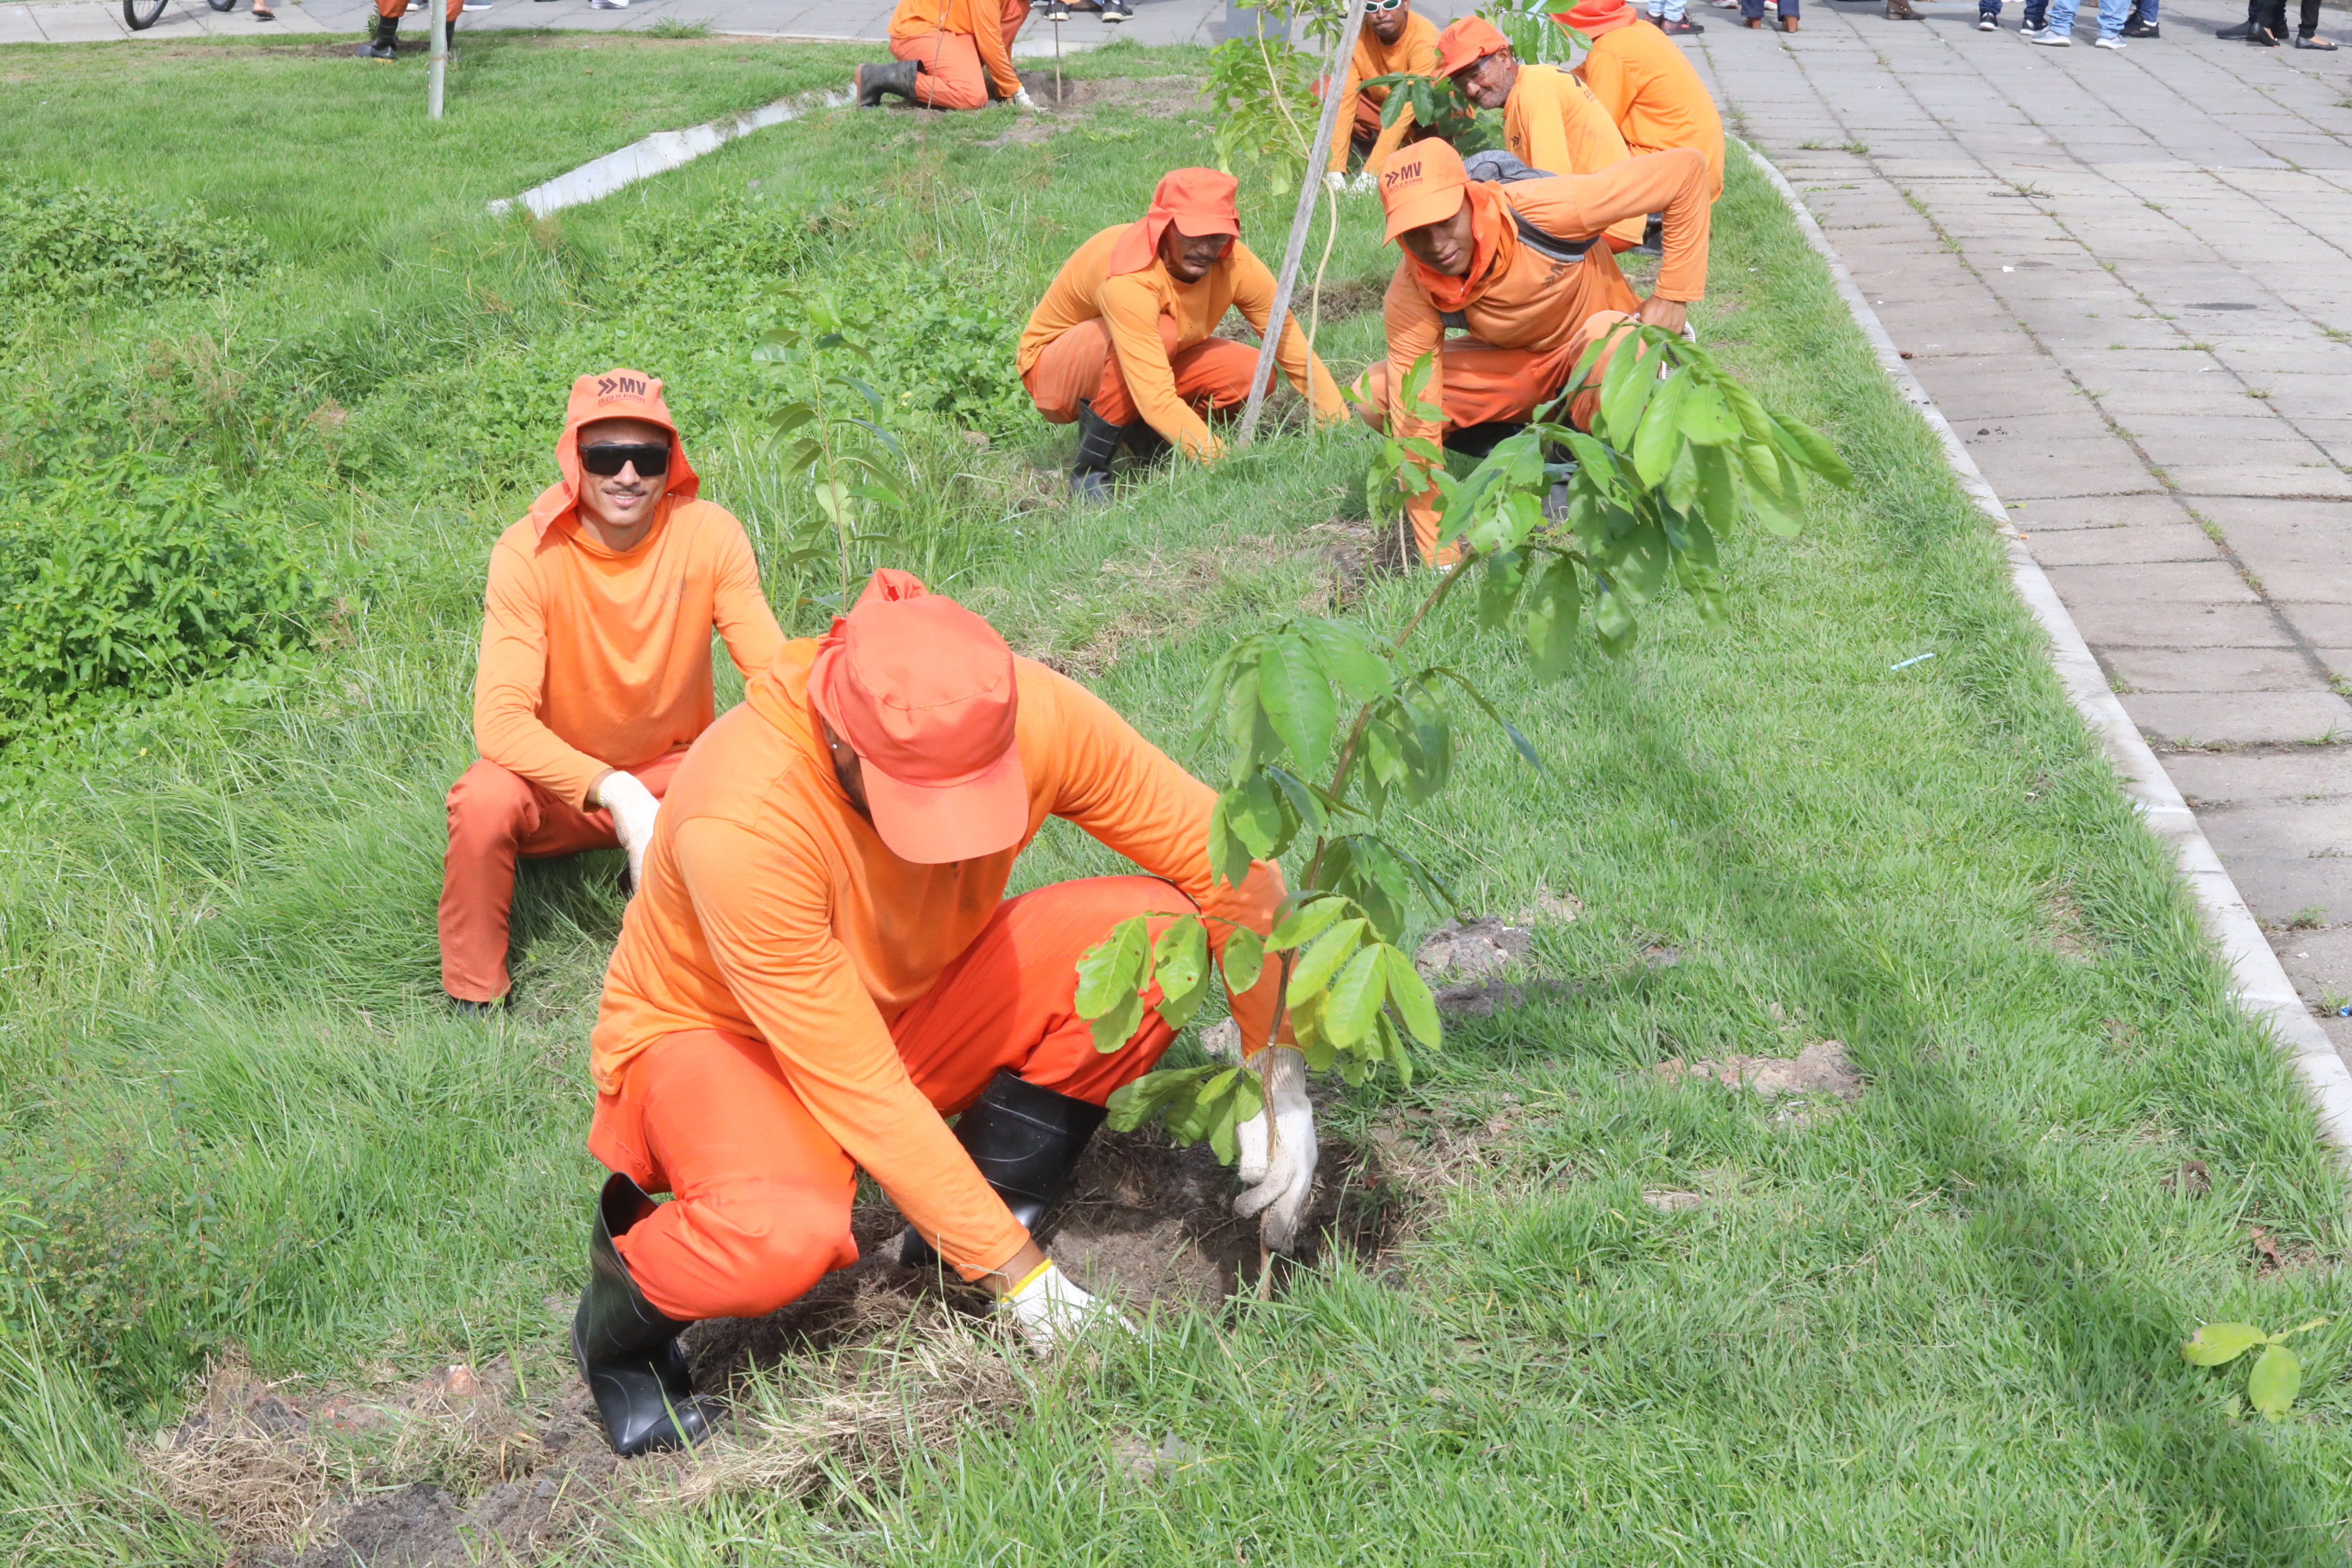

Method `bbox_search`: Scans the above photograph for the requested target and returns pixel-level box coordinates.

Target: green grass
[2,34,2350,1567]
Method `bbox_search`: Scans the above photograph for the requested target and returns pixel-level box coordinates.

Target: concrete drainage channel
[488,88,850,219]
[1742,138,2352,1162]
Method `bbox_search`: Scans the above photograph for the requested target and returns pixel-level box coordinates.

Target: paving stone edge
[1738,135,2352,1164]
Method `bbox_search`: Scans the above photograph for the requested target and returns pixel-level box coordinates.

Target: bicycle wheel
[123,0,170,27]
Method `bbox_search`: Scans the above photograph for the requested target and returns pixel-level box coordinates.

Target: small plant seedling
[2183,1317,2329,1421]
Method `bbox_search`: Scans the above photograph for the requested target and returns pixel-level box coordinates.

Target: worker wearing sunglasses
[1318,0,1442,194]
[438,368,786,1016]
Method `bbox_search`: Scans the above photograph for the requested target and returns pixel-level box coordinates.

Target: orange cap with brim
[1105,167,1243,277]
[808,569,1028,866]
[1434,15,1512,79]
[1376,140,1471,242]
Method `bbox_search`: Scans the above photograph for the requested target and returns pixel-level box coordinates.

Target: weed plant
[0,33,2346,1566]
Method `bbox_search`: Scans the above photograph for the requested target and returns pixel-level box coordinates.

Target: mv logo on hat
[597,374,650,399]
[1382,161,1424,191]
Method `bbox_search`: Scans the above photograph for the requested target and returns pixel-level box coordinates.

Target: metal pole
[1053,14,1061,101]
[1234,0,1365,447]
[427,0,447,120]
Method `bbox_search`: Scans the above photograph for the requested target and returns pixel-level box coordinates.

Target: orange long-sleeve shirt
[473,498,786,810]
[889,0,1021,102]
[1576,22,1726,200]
[1504,63,1646,249]
[590,643,1292,1279]
[1017,229,1347,460]
[1326,12,1444,173]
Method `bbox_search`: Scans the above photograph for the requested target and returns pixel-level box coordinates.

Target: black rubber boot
[355,11,397,56]
[1068,401,1126,503]
[573,1173,720,1457]
[443,15,455,51]
[1120,422,1172,466]
[1445,420,1527,461]
[900,1070,1108,1272]
[856,58,922,107]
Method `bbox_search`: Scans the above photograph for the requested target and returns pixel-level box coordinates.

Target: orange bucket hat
[524,368,700,540]
[1551,0,1639,37]
[807,570,1030,866]
[1106,168,1242,278]
[1434,14,1512,78]
[1375,139,1472,241]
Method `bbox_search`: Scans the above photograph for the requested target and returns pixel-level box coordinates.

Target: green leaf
[1269,896,1348,953]
[2182,1322,2267,1367]
[1606,522,1671,605]
[1296,619,1391,704]
[1381,945,1442,1047]
[1322,945,1388,1048]
[2248,1343,2302,1420]
[1632,373,1691,488]
[1692,444,1738,540]
[1258,633,1339,770]
[1768,411,1855,488]
[1074,917,1150,1022]
[1597,328,1653,445]
[1152,916,1212,1028]
[1288,918,1367,1004]
[1475,550,1527,632]
[1206,796,1254,888]
[769,402,817,436]
[1221,925,1265,995]
[1087,986,1146,1055]
[1224,771,1289,859]
[1678,383,1740,447]
[1522,553,1582,681]
[2275,1317,2331,1342]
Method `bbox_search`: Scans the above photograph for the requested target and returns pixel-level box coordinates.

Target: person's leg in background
[1656,0,1704,32]
[2091,0,2129,45]
[439,750,684,1007]
[2294,0,2334,46]
[2122,0,2155,35]
[893,30,991,108]
[1776,0,1799,31]
[2030,0,2077,41]
[356,0,399,57]
[2248,0,2284,42]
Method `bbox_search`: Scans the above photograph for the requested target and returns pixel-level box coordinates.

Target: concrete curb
[488,89,848,219]
[1740,137,2352,1160]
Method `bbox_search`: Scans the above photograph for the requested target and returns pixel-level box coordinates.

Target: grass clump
[0,178,260,307]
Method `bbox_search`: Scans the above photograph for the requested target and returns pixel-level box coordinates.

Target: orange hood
[524,368,701,540]
[1552,0,1638,36]
[1105,168,1242,279]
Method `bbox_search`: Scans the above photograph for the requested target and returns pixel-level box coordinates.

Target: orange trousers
[1357,310,1635,439]
[1022,316,1259,431]
[585,875,1188,1322]
[438,751,684,1003]
[376,0,460,23]
[889,0,1032,111]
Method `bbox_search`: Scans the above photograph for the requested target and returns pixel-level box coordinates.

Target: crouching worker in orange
[1018,168,1349,502]
[352,0,456,59]
[570,570,1315,1455]
[1435,15,1647,252]
[1356,138,1712,564]
[857,0,1035,110]
[439,371,786,1014]
[1318,0,1443,194]
[1557,0,1727,202]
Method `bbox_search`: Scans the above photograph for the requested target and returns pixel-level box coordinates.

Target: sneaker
[2028,25,2070,40]
[1099,0,1130,19]
[1040,0,1069,15]
[2092,30,2124,44]
[588,0,625,7]
[2121,16,2157,31]
[1978,13,1997,24]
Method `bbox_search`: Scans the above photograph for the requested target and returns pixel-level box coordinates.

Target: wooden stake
[1234,0,1368,447]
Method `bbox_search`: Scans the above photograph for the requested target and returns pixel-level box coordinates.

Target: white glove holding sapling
[595,770,660,895]
[998,1260,1135,1358]
[1347,170,1377,196]
[1013,86,1038,109]
[1234,1046,1317,1251]
[1322,169,1349,197]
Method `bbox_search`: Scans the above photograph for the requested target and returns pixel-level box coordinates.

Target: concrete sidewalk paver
[1688,0,2352,1046]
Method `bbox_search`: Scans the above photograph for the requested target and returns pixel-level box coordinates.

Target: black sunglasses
[579,442,671,477]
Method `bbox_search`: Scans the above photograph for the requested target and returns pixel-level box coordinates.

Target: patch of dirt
[1414,915,1572,1017]
[1363,1097,1531,1197]
[1013,71,1199,116]
[1655,1039,1864,1125]
[1640,1188,1708,1213]
[146,1124,1397,1565]
[2164,1159,2211,1197]
[2043,887,2098,962]
[1301,274,1388,327]
[1312,517,1417,604]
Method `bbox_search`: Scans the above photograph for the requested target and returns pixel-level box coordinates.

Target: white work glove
[1013,86,1037,109]
[594,770,660,896]
[1234,1046,1317,1251]
[997,1261,1136,1358]
[1347,170,1377,195]
[1322,169,1348,197]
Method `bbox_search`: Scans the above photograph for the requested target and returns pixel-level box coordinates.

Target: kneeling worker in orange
[1318,0,1443,194]
[1356,139,1712,564]
[1434,15,1646,252]
[1558,0,1726,201]
[439,371,785,1012]
[571,570,1314,1455]
[1018,168,1349,501]
[352,0,457,60]
[857,0,1036,111]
